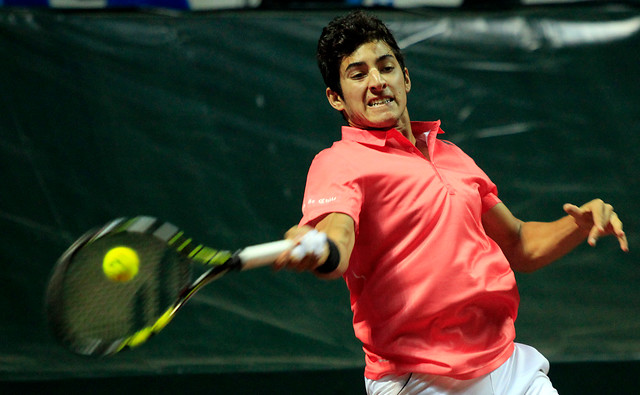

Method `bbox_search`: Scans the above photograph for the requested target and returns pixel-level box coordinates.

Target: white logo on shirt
[307,196,337,205]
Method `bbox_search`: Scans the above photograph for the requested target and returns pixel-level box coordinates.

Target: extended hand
[273,225,329,272]
[564,199,628,252]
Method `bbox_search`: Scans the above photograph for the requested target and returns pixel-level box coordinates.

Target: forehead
[340,41,397,70]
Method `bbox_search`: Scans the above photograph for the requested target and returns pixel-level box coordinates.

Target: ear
[403,68,411,93]
[326,87,345,112]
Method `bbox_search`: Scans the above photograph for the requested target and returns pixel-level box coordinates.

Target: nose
[369,69,387,91]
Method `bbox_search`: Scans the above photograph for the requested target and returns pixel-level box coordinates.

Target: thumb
[563,203,581,217]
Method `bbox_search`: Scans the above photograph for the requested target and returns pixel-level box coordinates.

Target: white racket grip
[237,239,294,271]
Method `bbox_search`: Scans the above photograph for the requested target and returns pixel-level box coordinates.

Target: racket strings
[54,233,190,353]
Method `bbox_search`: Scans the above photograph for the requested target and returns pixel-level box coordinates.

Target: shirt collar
[341,121,444,146]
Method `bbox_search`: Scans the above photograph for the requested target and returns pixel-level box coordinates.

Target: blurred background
[1,0,639,393]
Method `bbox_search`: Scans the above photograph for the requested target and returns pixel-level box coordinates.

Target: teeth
[369,98,392,107]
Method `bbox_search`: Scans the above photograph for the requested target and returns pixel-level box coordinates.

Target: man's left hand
[564,199,629,252]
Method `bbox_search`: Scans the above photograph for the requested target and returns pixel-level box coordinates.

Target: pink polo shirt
[300,121,519,380]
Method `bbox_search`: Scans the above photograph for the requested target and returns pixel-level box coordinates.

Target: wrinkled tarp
[0,5,639,380]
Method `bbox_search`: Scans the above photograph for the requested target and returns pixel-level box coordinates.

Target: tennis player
[274,10,628,395]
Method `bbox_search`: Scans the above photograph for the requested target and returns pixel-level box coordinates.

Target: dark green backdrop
[1,4,639,393]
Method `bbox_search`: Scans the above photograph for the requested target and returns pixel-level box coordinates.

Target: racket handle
[237,239,294,271]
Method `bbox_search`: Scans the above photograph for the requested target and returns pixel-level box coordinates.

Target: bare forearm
[485,200,627,273]
[314,213,355,279]
[513,216,591,272]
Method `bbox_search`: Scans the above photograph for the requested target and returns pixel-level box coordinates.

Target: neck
[394,111,414,145]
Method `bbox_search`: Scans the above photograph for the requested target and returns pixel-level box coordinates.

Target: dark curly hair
[317,10,406,97]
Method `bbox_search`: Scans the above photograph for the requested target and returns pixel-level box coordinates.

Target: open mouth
[368,98,394,107]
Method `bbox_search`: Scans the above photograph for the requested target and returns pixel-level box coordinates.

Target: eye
[350,71,366,80]
[381,65,395,73]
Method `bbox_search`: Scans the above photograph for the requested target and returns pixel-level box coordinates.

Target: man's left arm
[482,199,628,273]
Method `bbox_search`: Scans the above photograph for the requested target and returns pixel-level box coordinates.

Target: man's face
[327,40,411,131]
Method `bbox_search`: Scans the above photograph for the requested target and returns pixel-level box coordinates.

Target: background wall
[1,3,639,393]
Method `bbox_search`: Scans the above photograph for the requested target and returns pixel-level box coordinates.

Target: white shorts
[365,343,559,395]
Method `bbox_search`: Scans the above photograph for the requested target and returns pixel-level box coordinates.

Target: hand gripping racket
[45,216,293,357]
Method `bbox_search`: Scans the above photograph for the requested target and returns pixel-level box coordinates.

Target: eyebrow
[344,54,395,72]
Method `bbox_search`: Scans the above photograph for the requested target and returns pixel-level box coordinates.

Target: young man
[274,11,628,394]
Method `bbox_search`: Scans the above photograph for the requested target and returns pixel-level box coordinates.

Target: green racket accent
[116,307,174,352]
[189,246,233,265]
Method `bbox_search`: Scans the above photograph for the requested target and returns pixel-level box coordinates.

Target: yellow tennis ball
[103,246,139,282]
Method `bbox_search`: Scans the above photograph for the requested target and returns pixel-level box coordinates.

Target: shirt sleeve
[481,184,502,213]
[479,169,502,213]
[299,147,363,231]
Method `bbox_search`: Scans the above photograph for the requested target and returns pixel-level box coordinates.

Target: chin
[367,118,399,130]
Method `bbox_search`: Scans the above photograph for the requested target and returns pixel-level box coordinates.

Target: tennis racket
[45,216,293,357]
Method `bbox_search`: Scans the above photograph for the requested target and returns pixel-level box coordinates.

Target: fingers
[273,226,329,272]
[602,211,629,252]
[566,199,629,252]
[594,200,613,233]
[587,225,600,247]
[563,203,581,217]
[587,200,609,246]
[611,212,629,252]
